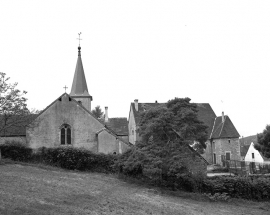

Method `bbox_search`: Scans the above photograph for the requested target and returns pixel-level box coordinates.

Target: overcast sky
[1,1,270,137]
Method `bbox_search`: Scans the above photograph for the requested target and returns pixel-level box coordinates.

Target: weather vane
[77,32,82,46]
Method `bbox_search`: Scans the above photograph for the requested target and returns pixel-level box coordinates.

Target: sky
[1,1,270,137]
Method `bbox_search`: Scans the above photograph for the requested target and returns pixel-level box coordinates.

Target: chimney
[155,100,158,103]
[222,111,225,123]
[105,106,108,122]
[134,99,138,111]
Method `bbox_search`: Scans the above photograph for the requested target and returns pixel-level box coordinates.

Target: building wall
[128,106,136,145]
[0,136,27,145]
[245,142,264,163]
[98,130,118,154]
[202,140,212,164]
[26,94,104,152]
[72,97,91,112]
[214,138,241,165]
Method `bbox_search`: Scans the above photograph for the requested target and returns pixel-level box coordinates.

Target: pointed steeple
[70,46,92,100]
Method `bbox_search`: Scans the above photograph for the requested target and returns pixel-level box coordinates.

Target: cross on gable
[63,85,68,93]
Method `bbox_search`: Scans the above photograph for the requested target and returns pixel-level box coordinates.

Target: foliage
[116,98,208,186]
[202,176,270,200]
[0,141,32,161]
[0,142,117,173]
[0,73,33,136]
[255,125,270,158]
[138,97,208,153]
[91,105,104,119]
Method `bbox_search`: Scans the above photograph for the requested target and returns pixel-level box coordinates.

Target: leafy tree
[117,97,208,182]
[0,72,33,136]
[255,125,270,158]
[91,105,104,119]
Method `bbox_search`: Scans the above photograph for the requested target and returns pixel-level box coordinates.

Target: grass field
[0,160,269,215]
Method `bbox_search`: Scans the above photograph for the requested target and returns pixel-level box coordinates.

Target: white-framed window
[60,124,71,145]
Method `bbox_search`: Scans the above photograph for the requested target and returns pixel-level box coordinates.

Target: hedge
[0,142,117,173]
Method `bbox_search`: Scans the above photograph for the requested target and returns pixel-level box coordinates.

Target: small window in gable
[228,139,231,143]
[252,153,255,159]
[60,124,72,145]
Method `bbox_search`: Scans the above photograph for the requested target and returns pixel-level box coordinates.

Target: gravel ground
[0,162,269,215]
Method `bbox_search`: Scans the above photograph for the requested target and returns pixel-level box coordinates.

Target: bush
[34,147,117,173]
[201,176,270,200]
[0,141,32,162]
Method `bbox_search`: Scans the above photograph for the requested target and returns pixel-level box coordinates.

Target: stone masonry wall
[26,94,104,152]
[0,136,27,145]
[214,138,241,165]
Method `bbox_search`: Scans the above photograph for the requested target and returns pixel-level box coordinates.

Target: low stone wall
[0,136,27,145]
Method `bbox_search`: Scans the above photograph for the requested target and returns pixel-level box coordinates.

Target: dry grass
[0,160,269,215]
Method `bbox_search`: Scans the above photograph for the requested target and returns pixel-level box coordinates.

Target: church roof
[105,118,128,136]
[130,102,216,138]
[70,47,92,99]
[210,115,240,139]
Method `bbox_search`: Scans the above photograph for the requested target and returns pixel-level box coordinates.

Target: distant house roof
[131,102,216,138]
[210,116,240,139]
[105,118,128,136]
[240,135,257,145]
[240,144,250,157]
[0,114,37,137]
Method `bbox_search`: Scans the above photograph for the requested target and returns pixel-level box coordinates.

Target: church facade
[25,46,130,154]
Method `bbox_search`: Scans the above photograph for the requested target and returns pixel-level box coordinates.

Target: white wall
[245,142,264,163]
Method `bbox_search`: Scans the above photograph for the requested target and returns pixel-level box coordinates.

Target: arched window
[60,124,71,145]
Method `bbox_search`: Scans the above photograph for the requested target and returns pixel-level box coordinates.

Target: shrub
[33,147,117,173]
[0,141,32,162]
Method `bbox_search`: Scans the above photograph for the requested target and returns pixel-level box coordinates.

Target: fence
[226,160,270,176]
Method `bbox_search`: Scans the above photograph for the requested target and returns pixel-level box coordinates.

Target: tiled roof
[0,114,37,136]
[240,135,257,145]
[240,144,250,157]
[131,102,216,138]
[210,116,240,139]
[105,118,128,136]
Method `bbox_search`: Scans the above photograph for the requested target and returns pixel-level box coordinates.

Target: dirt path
[0,163,269,215]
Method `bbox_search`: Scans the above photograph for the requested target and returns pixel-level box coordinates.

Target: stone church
[24,46,130,154]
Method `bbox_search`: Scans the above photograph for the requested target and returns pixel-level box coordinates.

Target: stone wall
[128,106,136,145]
[0,136,27,145]
[27,94,108,152]
[214,138,241,165]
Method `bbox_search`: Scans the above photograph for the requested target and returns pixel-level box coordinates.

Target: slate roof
[70,46,92,99]
[0,114,37,137]
[131,102,216,138]
[210,116,240,139]
[105,118,128,136]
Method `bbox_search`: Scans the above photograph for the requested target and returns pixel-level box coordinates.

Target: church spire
[70,46,91,98]
[70,36,93,111]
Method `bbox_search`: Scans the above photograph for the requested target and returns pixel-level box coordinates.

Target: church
[25,46,130,154]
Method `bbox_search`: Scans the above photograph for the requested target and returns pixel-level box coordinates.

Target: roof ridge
[209,117,217,139]
[219,116,226,137]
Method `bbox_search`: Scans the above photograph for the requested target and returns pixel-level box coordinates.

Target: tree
[255,125,270,158]
[0,72,32,136]
[138,97,208,152]
[91,105,104,119]
[117,97,208,182]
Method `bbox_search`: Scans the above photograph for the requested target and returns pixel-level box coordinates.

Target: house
[240,135,270,164]
[128,100,241,165]
[1,46,130,154]
[205,112,241,165]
